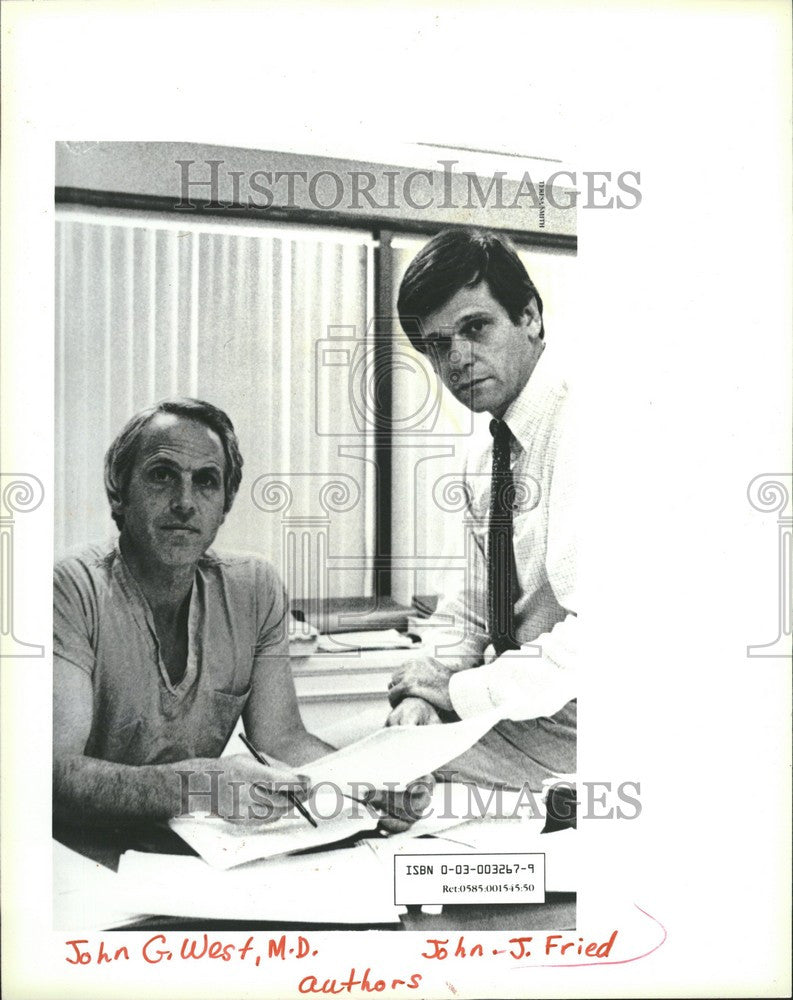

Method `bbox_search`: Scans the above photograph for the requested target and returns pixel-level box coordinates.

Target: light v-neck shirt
[54,541,288,765]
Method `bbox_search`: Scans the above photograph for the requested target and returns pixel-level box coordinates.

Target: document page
[316,629,416,652]
[302,709,503,789]
[169,790,379,870]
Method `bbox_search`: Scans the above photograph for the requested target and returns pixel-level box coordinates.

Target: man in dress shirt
[387,228,576,790]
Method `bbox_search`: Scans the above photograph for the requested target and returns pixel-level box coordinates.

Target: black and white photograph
[1,3,790,999]
[51,141,581,934]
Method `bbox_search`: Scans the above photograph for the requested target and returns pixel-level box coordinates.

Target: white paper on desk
[117,845,401,924]
[302,708,503,789]
[317,628,416,653]
[384,781,548,844]
[169,788,379,870]
[53,841,147,930]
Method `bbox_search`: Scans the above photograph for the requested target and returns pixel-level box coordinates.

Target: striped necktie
[488,418,520,655]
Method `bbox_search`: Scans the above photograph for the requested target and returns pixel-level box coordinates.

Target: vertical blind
[55,208,375,598]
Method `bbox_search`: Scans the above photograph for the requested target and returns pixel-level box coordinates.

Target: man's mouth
[161,524,200,533]
[457,376,490,394]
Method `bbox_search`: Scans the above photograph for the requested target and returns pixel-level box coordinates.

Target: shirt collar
[501,346,562,453]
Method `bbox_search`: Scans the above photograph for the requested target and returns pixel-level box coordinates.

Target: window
[55,201,576,607]
[56,208,375,598]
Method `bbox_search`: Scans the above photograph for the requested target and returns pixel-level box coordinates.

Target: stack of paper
[170,708,509,878]
[385,781,546,842]
[117,844,402,924]
[53,841,147,929]
[169,789,379,870]
[317,629,417,653]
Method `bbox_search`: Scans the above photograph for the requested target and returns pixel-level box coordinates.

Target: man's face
[117,414,227,571]
[419,281,543,419]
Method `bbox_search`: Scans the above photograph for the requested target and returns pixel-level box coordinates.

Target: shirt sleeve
[449,405,577,721]
[449,616,577,720]
[53,559,96,676]
[253,559,290,662]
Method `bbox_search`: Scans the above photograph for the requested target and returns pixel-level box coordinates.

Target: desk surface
[54,823,576,934]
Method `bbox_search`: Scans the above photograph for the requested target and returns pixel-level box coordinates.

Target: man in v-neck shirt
[54,399,431,830]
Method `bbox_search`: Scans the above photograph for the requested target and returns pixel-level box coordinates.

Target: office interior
[55,140,578,740]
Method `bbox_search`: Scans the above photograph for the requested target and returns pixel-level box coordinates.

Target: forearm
[53,753,215,826]
[263,728,335,767]
[449,612,577,721]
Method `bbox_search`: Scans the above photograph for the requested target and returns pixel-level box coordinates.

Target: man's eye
[149,467,174,483]
[195,473,220,488]
[466,319,486,335]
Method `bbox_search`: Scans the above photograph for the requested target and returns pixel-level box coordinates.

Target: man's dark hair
[397,227,544,353]
[104,398,243,529]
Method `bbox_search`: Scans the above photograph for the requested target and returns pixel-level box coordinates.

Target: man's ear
[522,297,543,341]
[109,494,125,521]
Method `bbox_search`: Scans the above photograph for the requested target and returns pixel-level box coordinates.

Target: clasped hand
[387,656,455,712]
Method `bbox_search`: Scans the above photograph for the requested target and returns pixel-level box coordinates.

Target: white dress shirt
[420,348,577,721]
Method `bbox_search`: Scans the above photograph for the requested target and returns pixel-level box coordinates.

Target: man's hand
[368,773,435,834]
[385,696,442,727]
[187,754,310,825]
[388,657,455,712]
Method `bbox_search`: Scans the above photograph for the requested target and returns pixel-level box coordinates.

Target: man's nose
[170,478,196,516]
[446,335,473,373]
